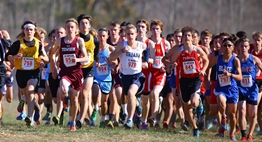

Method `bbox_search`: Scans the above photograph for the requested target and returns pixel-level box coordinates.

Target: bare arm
[254,56,262,72]
[51,38,61,73]
[232,58,242,81]
[109,42,124,61]
[148,40,155,64]
[197,47,209,73]
[162,45,179,65]
[108,45,117,66]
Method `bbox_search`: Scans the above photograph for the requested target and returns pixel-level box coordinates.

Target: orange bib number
[22,57,34,70]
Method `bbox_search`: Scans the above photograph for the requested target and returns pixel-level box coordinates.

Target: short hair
[238,38,250,44]
[174,29,181,34]
[181,26,195,36]
[38,27,47,36]
[252,32,262,39]
[201,29,212,37]
[77,14,92,24]
[110,21,120,27]
[150,19,163,31]
[136,19,150,32]
[65,18,78,26]
[222,37,235,44]
[125,24,137,31]
[166,33,174,40]
[219,32,230,38]
[236,31,247,39]
[98,27,108,34]
[48,29,56,38]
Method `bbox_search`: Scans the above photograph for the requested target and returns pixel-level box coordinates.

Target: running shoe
[230,133,237,141]
[90,110,98,121]
[99,122,105,128]
[148,117,156,127]
[76,120,83,129]
[16,112,27,120]
[70,122,76,132]
[42,112,51,121]
[241,137,247,141]
[107,120,114,128]
[134,116,142,129]
[163,121,168,129]
[84,117,90,126]
[124,120,133,129]
[90,121,95,127]
[52,116,59,125]
[247,135,252,141]
[193,129,200,138]
[141,122,148,131]
[181,121,189,131]
[25,117,34,127]
[17,100,25,113]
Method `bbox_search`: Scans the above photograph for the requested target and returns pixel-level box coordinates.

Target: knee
[228,112,236,119]
[61,86,68,94]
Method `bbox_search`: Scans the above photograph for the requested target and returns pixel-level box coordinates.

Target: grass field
[0,100,261,142]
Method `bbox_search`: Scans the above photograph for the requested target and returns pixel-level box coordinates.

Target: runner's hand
[160,66,166,73]
[142,62,148,69]
[223,69,231,76]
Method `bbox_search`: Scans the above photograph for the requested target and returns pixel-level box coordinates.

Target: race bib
[97,64,108,75]
[41,68,47,80]
[153,56,163,68]
[63,54,76,67]
[241,75,252,87]
[128,61,137,69]
[81,53,91,65]
[218,74,231,87]
[183,61,196,74]
[22,57,34,70]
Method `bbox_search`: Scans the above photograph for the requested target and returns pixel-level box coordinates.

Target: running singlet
[152,38,165,69]
[179,46,200,78]
[78,33,95,68]
[59,37,81,71]
[216,55,237,87]
[94,45,111,81]
[14,37,40,70]
[250,51,262,80]
[120,41,143,75]
[238,55,256,88]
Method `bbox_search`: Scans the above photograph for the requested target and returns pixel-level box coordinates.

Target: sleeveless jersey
[238,55,256,89]
[250,50,262,80]
[94,45,111,81]
[120,41,143,75]
[59,37,81,72]
[179,46,200,78]
[152,38,166,69]
[216,55,237,88]
[78,33,95,68]
[14,38,40,70]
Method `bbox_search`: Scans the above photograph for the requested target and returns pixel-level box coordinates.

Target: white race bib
[41,68,47,80]
[153,56,163,68]
[183,61,196,74]
[63,54,76,67]
[22,57,34,70]
[97,64,108,75]
[81,53,91,65]
[241,75,252,87]
[218,74,231,87]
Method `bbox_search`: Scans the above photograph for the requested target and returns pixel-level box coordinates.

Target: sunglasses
[223,44,233,48]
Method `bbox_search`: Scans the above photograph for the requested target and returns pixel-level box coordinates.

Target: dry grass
[0,100,261,142]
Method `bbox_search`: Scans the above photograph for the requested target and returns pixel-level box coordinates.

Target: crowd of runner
[0,14,262,141]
